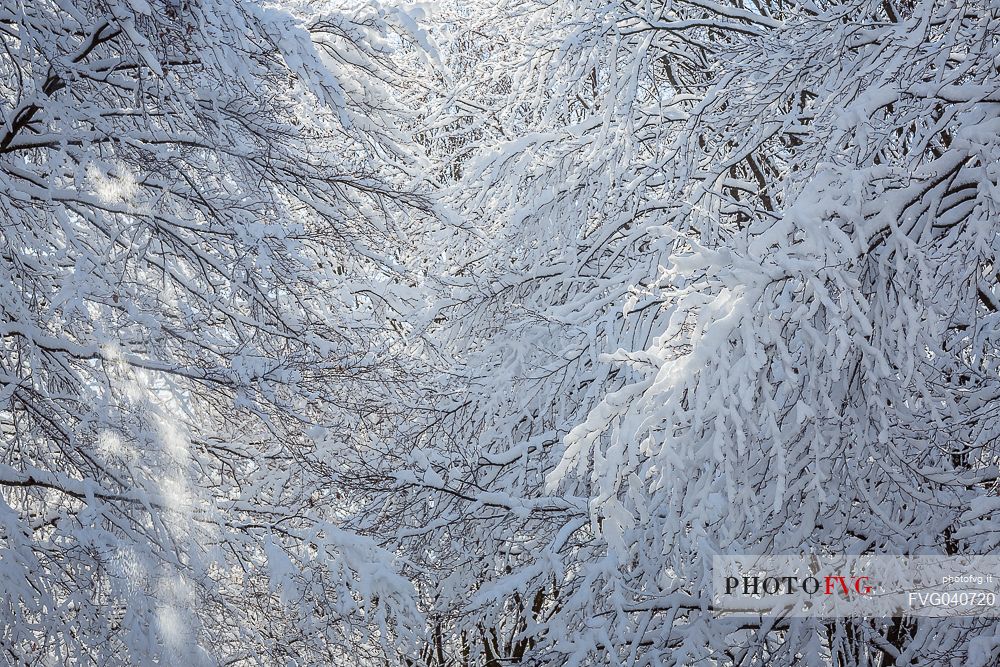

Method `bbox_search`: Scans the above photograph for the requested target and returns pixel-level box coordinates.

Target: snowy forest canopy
[1,0,999,665]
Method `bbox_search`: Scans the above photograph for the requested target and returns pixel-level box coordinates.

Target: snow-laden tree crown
[2,0,999,665]
[0,0,433,663]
